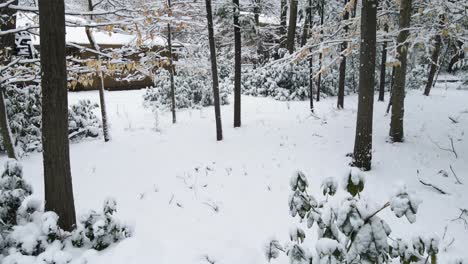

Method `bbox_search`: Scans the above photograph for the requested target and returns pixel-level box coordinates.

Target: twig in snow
[204,255,216,264]
[428,136,458,159]
[203,201,219,213]
[169,194,174,204]
[443,238,455,252]
[418,179,449,195]
[449,116,459,124]
[451,208,468,229]
[450,165,463,184]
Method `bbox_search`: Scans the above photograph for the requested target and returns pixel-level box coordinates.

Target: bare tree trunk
[386,66,396,114]
[353,0,378,171]
[424,16,444,96]
[378,23,389,102]
[286,0,298,54]
[205,0,223,141]
[253,0,260,27]
[166,0,176,123]
[85,0,110,141]
[0,0,18,159]
[233,0,241,127]
[306,0,314,113]
[390,0,412,142]
[0,89,16,159]
[316,0,324,102]
[39,0,77,231]
[280,0,288,48]
[167,24,176,123]
[337,0,349,109]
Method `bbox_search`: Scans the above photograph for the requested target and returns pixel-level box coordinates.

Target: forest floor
[12,82,468,263]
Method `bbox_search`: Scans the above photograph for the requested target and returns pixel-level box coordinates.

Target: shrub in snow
[0,160,32,227]
[267,169,451,264]
[0,160,131,263]
[241,57,356,101]
[68,99,101,141]
[0,85,101,155]
[143,68,229,110]
[407,65,428,90]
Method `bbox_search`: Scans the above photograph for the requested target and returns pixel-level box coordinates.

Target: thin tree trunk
[166,0,176,123]
[353,0,378,171]
[280,0,288,48]
[390,0,412,142]
[233,0,241,127]
[337,0,349,109]
[85,0,110,141]
[286,0,298,54]
[39,0,77,231]
[0,89,16,159]
[378,23,389,102]
[0,0,18,159]
[306,0,314,113]
[253,0,260,27]
[386,66,395,114]
[424,17,444,96]
[316,0,324,102]
[205,0,223,141]
[167,23,176,123]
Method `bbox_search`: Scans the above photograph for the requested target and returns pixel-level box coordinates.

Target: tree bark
[39,0,77,231]
[167,23,176,123]
[337,0,349,109]
[424,16,444,96]
[280,0,288,48]
[353,0,378,171]
[233,0,241,127]
[85,0,110,141]
[286,0,298,54]
[253,0,260,27]
[316,0,324,102]
[0,0,18,159]
[205,0,223,141]
[390,0,412,142]
[306,0,314,112]
[378,23,389,102]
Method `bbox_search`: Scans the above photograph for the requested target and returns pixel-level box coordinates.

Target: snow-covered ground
[6,84,468,263]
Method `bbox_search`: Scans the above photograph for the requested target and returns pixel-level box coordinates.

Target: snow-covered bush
[68,99,101,141]
[241,61,311,101]
[0,160,131,263]
[407,65,428,90]
[266,169,448,264]
[0,85,101,155]
[143,68,230,110]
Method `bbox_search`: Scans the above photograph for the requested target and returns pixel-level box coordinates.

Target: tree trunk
[378,23,389,102]
[233,0,241,127]
[316,0,324,102]
[167,23,176,123]
[386,66,396,114]
[253,0,260,27]
[306,0,314,112]
[39,0,77,231]
[353,0,378,171]
[337,0,349,109]
[205,0,223,141]
[280,0,288,48]
[286,0,298,54]
[424,17,443,96]
[0,0,18,159]
[85,0,110,141]
[390,0,412,142]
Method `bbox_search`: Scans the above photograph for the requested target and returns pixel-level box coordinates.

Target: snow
[2,83,468,263]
